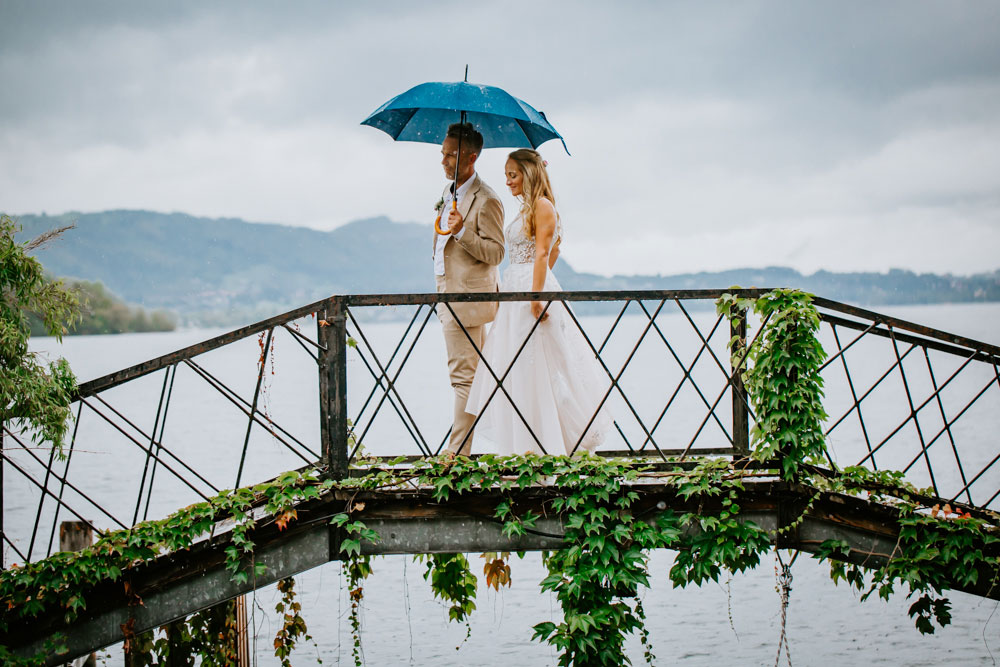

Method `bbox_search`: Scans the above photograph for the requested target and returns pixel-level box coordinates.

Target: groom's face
[441,137,475,182]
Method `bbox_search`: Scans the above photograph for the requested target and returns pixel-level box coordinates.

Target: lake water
[11,301,1000,665]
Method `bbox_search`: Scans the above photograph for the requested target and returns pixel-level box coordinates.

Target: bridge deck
[7,476,999,664]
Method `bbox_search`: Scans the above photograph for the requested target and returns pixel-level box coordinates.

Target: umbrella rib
[391,108,421,141]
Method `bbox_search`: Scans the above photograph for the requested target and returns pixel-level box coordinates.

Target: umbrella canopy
[361,80,569,154]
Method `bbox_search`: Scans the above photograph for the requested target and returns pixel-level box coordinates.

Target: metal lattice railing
[2,289,999,567]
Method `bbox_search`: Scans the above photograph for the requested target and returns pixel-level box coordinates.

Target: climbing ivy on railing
[718,288,828,479]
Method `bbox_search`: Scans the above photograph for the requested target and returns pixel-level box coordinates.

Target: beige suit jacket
[433,174,505,328]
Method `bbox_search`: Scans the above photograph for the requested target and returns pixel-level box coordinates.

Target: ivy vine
[718,288,828,479]
[2,289,998,664]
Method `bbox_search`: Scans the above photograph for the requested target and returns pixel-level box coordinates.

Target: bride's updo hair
[507,148,556,240]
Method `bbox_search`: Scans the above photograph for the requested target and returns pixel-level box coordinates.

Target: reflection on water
[13,302,1000,665]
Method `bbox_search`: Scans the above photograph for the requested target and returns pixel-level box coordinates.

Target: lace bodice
[506,212,563,264]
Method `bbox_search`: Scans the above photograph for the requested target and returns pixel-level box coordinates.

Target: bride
[464,149,613,456]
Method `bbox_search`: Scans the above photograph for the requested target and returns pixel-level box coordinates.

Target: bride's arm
[548,236,560,269]
[531,198,557,320]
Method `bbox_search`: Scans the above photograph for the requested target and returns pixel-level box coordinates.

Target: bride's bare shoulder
[535,197,557,222]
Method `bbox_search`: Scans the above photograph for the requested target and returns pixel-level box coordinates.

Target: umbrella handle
[434,199,457,235]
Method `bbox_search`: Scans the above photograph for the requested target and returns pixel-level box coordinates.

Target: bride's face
[505,160,524,197]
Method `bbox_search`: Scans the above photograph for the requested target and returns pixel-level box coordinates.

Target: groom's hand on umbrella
[447,210,464,235]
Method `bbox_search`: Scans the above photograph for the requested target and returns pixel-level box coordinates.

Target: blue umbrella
[361,80,569,153]
[361,81,569,153]
[362,72,568,234]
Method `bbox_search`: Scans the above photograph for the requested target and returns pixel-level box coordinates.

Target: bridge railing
[2,289,999,566]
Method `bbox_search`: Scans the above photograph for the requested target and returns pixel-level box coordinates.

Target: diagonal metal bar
[923,347,971,505]
[597,300,635,355]
[282,323,319,362]
[447,301,551,455]
[348,307,435,457]
[858,347,978,466]
[0,450,110,540]
[677,308,777,461]
[563,299,667,457]
[948,364,1000,507]
[142,364,178,523]
[825,345,917,438]
[92,389,232,487]
[283,322,326,351]
[830,325,875,467]
[346,336,424,456]
[27,428,61,561]
[3,533,27,564]
[45,402,83,557]
[182,359,317,461]
[584,298,638,453]
[433,425,454,457]
[2,429,125,531]
[819,321,878,372]
[636,300,734,448]
[675,300,755,403]
[888,327,938,496]
[235,328,274,488]
[133,366,173,527]
[347,306,428,449]
[79,397,216,502]
[906,370,1000,486]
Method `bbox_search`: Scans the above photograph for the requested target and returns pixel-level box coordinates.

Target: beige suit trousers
[437,277,486,455]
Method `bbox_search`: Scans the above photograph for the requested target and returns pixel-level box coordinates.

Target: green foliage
[0,636,67,666]
[667,460,771,588]
[0,469,330,632]
[3,449,997,662]
[718,289,829,479]
[29,279,176,336]
[815,499,1000,634]
[274,577,318,666]
[126,600,243,666]
[1,214,79,449]
[330,508,381,666]
[345,554,372,667]
[418,553,478,647]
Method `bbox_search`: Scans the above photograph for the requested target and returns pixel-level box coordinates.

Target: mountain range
[16,210,1000,326]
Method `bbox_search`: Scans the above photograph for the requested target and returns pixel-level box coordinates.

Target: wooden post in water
[318,296,349,479]
[234,595,251,666]
[730,305,750,456]
[61,521,97,667]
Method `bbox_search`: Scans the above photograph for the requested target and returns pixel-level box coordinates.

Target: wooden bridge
[3,289,999,664]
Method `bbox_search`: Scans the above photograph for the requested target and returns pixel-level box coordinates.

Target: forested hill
[16,210,1000,325]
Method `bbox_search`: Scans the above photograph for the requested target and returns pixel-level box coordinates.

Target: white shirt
[433,174,473,277]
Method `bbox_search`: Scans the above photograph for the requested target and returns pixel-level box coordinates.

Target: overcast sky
[2,1,998,276]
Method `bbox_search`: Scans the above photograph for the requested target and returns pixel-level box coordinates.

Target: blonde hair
[507,149,556,240]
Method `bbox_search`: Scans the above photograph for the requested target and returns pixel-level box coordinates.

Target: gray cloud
[1,0,998,275]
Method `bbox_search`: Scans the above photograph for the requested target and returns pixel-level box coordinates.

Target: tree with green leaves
[1,213,80,449]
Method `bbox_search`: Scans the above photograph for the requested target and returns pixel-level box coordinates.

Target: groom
[433,122,505,456]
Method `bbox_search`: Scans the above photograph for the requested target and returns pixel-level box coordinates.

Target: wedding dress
[464,211,614,455]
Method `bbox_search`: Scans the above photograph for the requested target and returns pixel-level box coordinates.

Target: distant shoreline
[15,210,999,329]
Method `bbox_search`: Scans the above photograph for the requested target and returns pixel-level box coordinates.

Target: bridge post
[730,305,750,457]
[318,296,349,479]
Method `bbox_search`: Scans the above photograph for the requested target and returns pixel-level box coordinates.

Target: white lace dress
[465,212,614,455]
